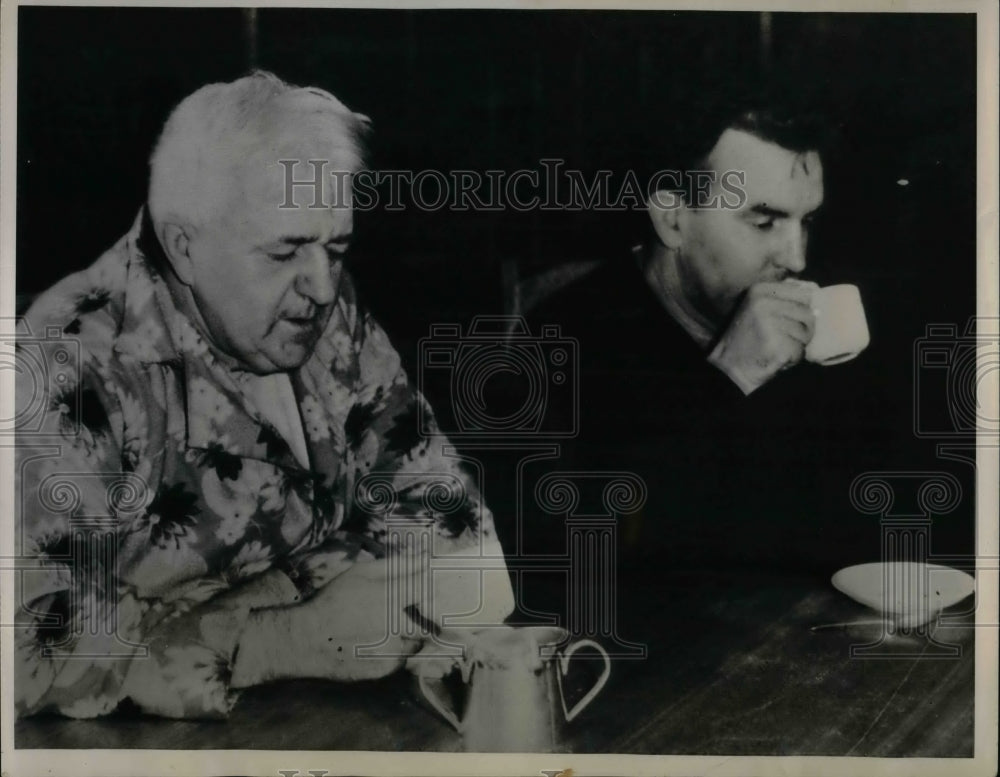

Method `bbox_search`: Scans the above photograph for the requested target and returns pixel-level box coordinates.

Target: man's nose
[295,246,337,306]
[775,224,807,274]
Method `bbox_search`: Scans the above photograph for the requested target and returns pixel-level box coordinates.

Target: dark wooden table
[16,569,975,755]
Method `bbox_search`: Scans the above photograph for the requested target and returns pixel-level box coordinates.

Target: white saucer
[831,562,975,627]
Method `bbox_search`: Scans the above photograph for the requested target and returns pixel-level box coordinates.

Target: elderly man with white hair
[14,71,513,719]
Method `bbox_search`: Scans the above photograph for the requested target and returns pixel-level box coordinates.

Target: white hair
[148,70,370,229]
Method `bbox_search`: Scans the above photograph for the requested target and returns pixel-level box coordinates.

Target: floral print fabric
[14,210,511,719]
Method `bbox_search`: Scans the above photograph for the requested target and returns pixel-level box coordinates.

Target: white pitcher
[417,626,611,752]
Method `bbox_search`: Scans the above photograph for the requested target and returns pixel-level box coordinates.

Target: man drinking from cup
[527,94,876,611]
[642,110,866,394]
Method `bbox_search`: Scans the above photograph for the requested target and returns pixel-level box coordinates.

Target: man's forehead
[254,145,357,204]
[220,159,354,242]
[706,128,824,211]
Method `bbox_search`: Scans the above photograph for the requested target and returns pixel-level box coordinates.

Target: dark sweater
[525,256,889,578]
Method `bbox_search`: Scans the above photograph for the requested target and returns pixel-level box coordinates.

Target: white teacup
[806,284,870,365]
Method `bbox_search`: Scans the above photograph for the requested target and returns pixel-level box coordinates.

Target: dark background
[17,8,979,569]
[17,9,976,312]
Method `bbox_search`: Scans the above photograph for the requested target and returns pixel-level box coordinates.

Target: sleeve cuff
[706,345,764,396]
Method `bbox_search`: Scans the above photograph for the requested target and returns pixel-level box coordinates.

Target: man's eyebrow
[744,204,822,219]
[746,204,790,219]
[258,234,353,249]
[253,236,316,250]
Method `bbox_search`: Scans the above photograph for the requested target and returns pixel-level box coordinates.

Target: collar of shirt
[241,372,310,469]
[634,245,716,351]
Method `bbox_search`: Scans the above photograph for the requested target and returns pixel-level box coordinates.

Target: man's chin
[270,346,315,371]
[246,340,317,374]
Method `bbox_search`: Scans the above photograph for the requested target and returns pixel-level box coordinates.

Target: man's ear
[159,222,195,286]
[646,189,686,251]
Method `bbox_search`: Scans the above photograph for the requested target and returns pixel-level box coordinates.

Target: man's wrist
[231,607,293,688]
[707,341,762,396]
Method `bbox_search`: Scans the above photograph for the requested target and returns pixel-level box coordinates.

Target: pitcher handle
[557,639,611,723]
[418,674,462,733]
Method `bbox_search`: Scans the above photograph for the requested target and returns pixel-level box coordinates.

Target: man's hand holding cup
[709,279,871,394]
[709,279,819,394]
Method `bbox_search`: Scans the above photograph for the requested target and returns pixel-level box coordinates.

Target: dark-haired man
[526,104,874,593]
[644,115,825,395]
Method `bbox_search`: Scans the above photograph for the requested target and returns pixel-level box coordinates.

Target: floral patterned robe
[14,209,512,719]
